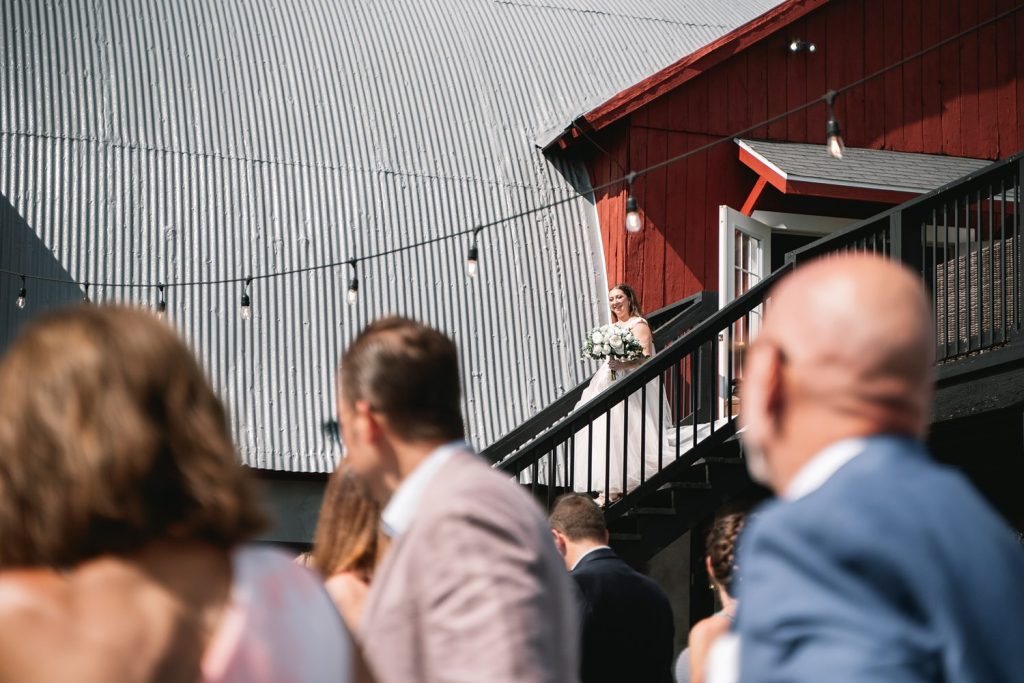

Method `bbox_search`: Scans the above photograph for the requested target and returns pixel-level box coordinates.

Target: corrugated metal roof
[738,139,994,193]
[0,0,781,472]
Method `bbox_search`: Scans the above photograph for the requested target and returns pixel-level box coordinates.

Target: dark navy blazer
[572,547,675,683]
[735,436,1024,682]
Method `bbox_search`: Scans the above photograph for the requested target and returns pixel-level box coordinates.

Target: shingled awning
[737,139,994,205]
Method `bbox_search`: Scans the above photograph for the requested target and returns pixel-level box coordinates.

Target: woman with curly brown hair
[677,502,751,683]
[311,460,388,629]
[0,305,358,683]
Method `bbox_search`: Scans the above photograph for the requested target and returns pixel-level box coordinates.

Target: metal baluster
[621,389,629,496]
[931,208,939,355]
[567,431,574,495]
[604,407,611,504]
[955,198,961,357]
[658,371,665,472]
[691,351,699,450]
[675,359,682,460]
[1001,179,1008,343]
[531,460,538,497]
[943,202,950,359]
[976,189,983,351]
[640,378,647,483]
[587,422,593,494]
[727,324,734,421]
[706,339,717,435]
[988,185,995,349]
[547,446,555,508]
[962,192,970,352]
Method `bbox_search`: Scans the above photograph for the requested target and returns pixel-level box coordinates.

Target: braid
[705,505,749,596]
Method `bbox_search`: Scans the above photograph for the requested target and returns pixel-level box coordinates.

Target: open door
[718,207,773,415]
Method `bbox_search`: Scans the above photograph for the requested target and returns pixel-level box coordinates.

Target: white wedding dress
[570,316,671,497]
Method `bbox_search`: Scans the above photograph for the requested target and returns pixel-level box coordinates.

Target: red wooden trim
[737,146,788,193]
[786,179,919,204]
[741,177,769,215]
[546,0,829,149]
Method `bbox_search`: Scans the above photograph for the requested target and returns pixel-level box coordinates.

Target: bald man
[721,255,1024,683]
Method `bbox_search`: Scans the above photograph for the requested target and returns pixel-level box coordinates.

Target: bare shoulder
[688,614,731,649]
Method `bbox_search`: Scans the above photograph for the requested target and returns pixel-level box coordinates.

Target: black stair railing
[482,291,718,464]
[495,272,784,520]
[493,151,1022,524]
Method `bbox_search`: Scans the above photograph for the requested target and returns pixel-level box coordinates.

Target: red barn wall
[588,0,1024,312]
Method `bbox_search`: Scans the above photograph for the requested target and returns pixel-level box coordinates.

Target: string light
[83,283,90,303]
[156,284,167,320]
[0,5,1017,303]
[346,261,359,305]
[15,275,26,309]
[789,39,816,53]
[625,173,642,233]
[240,277,252,320]
[824,90,845,159]
[467,227,483,278]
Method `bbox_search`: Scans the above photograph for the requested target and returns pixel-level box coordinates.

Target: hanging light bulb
[347,261,359,305]
[625,173,642,233]
[83,283,90,304]
[625,195,642,233]
[240,277,252,320]
[467,227,482,278]
[824,90,845,159]
[156,284,167,320]
[15,276,26,309]
[826,117,845,159]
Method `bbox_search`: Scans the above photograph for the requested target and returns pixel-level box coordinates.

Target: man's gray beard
[741,435,772,487]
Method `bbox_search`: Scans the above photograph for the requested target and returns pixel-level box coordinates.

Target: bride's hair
[610,283,642,319]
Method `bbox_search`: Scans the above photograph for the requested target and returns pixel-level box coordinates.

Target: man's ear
[355,399,384,443]
[551,529,567,556]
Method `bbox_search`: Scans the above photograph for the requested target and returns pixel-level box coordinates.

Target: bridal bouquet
[581,324,646,380]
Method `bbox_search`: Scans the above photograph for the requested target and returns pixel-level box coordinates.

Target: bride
[571,284,670,502]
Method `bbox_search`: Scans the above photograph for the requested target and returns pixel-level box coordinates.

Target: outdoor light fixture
[467,227,483,278]
[824,91,845,159]
[347,261,359,305]
[240,277,252,320]
[789,39,816,53]
[15,275,26,309]
[625,173,642,233]
[156,284,167,320]
[625,195,642,233]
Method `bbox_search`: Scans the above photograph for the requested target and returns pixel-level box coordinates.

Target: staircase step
[630,507,677,517]
[703,456,744,465]
[664,480,712,491]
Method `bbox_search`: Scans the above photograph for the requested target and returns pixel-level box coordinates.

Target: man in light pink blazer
[336,316,579,683]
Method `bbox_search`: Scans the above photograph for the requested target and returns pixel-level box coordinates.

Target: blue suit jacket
[735,436,1024,683]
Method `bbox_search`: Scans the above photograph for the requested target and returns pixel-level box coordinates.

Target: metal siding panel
[0,0,779,472]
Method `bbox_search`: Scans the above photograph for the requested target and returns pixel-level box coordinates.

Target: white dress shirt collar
[571,545,611,571]
[784,437,867,501]
[380,441,466,538]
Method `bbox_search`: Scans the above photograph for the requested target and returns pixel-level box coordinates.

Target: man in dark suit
[550,493,674,683]
[724,255,1024,682]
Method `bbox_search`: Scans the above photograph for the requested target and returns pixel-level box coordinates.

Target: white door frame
[717,206,773,416]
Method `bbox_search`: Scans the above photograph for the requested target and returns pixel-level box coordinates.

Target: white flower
[591,331,605,345]
[608,334,623,348]
[601,344,612,355]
